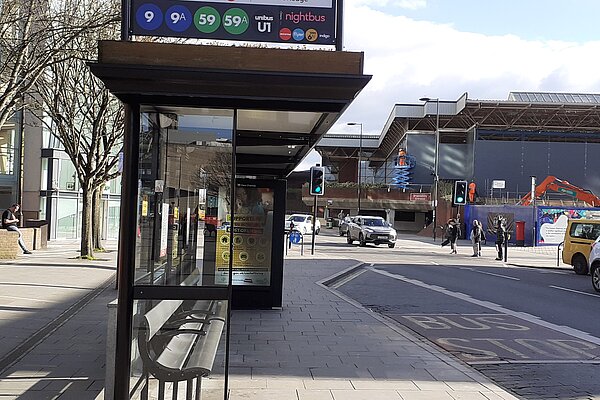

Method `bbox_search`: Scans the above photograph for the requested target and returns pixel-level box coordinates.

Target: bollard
[504,231,508,262]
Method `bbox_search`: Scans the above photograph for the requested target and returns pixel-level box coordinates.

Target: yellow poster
[215,187,274,286]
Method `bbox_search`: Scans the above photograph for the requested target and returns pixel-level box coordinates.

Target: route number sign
[131,0,337,45]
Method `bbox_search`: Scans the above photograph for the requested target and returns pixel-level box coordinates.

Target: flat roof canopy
[90,41,371,178]
[371,92,600,167]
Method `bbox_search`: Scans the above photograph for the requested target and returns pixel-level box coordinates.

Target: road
[311,230,600,399]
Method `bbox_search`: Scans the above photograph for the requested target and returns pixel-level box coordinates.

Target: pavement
[0,233,572,399]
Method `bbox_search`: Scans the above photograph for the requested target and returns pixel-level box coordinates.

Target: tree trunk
[80,182,94,258]
[92,184,104,251]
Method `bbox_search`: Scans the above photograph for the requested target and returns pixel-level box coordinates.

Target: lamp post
[347,122,363,213]
[419,97,440,241]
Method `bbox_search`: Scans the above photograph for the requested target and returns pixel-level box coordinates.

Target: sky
[296,0,600,169]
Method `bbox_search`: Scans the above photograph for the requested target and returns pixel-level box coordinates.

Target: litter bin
[326,217,333,229]
[515,221,525,246]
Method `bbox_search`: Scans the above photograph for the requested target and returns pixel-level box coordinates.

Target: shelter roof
[90,41,371,178]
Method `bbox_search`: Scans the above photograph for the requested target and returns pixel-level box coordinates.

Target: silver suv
[347,216,397,248]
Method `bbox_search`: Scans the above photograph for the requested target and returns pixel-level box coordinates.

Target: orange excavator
[519,176,600,207]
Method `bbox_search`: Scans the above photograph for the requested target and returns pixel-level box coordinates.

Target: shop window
[56,198,78,239]
[41,158,49,190]
[0,126,16,175]
[58,159,78,191]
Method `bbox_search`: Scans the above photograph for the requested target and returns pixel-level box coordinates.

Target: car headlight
[364,228,374,233]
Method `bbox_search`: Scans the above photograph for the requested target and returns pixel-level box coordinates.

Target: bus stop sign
[289,230,302,244]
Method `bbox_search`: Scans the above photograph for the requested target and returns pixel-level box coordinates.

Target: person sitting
[2,204,32,254]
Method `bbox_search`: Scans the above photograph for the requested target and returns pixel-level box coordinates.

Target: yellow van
[562,219,600,275]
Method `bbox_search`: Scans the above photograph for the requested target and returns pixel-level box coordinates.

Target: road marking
[549,285,600,298]
[468,359,600,365]
[367,267,600,346]
[475,270,520,281]
[430,261,440,265]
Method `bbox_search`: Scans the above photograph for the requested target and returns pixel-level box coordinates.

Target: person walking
[2,204,32,254]
[470,219,483,257]
[495,220,506,261]
[449,219,460,254]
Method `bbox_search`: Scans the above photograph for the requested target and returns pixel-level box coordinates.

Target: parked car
[588,236,600,292]
[338,216,353,236]
[347,216,397,248]
[284,214,320,235]
[561,219,600,275]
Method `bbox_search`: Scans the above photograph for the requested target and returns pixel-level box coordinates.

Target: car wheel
[592,266,600,293]
[347,235,353,245]
[572,254,589,275]
[388,243,396,248]
[316,228,320,235]
[359,233,366,247]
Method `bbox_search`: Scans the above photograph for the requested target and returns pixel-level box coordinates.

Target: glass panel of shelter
[129,107,234,400]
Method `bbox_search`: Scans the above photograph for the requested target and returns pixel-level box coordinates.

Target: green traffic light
[457,196,464,202]
[315,187,321,193]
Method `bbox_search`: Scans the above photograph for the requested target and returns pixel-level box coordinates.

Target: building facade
[316,91,600,233]
[1,108,121,240]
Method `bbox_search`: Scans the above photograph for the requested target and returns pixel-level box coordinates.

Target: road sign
[289,230,302,244]
[410,193,431,201]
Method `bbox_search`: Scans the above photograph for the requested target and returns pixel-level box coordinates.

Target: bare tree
[0,0,119,132]
[34,0,122,258]
[192,149,233,206]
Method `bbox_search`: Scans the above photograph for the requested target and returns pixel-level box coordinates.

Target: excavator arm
[519,175,600,207]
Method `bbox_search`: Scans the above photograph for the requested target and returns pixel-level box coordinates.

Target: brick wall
[0,231,20,259]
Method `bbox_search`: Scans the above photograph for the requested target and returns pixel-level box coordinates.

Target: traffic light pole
[311,195,317,255]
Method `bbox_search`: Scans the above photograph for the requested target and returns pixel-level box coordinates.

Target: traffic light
[453,180,468,205]
[309,166,325,196]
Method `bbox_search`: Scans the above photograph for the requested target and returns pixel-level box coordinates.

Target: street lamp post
[420,97,440,241]
[347,122,363,213]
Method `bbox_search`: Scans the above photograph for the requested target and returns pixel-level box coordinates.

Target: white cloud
[352,0,426,9]
[335,3,600,136]
[394,0,426,10]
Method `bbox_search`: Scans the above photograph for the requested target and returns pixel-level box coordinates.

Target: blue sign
[289,230,302,244]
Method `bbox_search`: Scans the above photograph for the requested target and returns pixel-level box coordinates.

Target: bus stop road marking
[368,267,600,347]
[390,313,600,364]
[549,285,600,298]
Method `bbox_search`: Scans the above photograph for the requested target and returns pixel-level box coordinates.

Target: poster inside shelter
[215,186,273,285]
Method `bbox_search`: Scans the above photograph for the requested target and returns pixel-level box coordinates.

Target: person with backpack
[2,203,32,254]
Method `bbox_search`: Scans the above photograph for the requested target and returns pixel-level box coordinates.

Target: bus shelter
[91,41,369,400]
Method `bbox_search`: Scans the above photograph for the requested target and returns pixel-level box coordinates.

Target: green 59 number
[194,7,220,33]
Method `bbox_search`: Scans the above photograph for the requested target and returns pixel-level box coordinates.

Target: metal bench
[136,298,227,400]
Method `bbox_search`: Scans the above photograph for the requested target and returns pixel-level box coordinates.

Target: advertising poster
[215,186,274,285]
[537,207,600,245]
[131,0,337,45]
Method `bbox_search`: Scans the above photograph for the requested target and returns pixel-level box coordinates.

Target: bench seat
[137,298,227,399]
